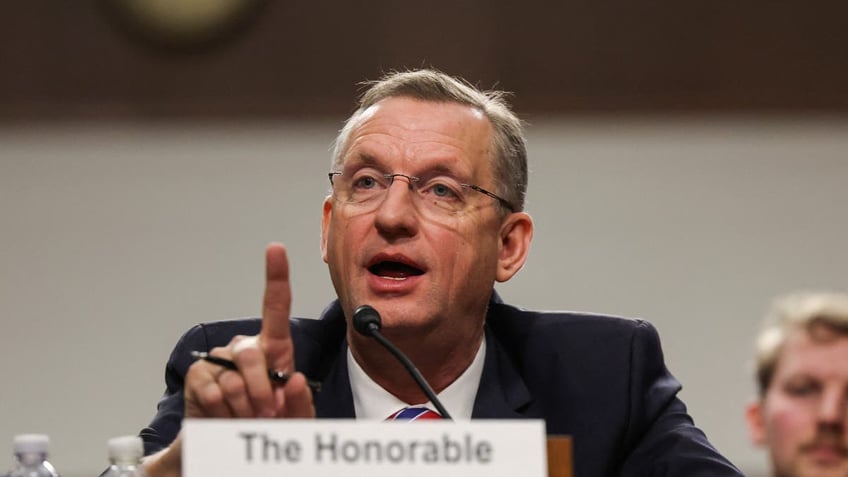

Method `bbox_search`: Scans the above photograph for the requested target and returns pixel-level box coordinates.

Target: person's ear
[320,196,332,263]
[745,399,766,446]
[496,212,534,282]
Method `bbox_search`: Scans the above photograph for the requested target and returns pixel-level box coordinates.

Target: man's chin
[356,295,422,315]
[376,308,441,336]
[379,312,435,330]
[795,457,848,477]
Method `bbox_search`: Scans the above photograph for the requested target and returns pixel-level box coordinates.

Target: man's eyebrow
[358,153,379,165]
[345,153,470,179]
[344,152,382,170]
[418,161,472,181]
[425,163,454,175]
[783,373,820,383]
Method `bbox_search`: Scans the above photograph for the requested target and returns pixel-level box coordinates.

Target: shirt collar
[348,335,486,420]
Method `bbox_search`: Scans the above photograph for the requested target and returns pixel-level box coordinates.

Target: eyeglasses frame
[327,172,515,213]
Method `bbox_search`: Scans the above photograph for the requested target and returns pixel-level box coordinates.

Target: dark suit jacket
[141,294,742,476]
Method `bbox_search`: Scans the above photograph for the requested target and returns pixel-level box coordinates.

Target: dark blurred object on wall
[2,0,847,121]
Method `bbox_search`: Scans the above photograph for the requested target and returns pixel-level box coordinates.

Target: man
[140,69,741,476]
[746,292,848,477]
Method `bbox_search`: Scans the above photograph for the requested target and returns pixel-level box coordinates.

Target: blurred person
[139,69,742,476]
[746,291,848,477]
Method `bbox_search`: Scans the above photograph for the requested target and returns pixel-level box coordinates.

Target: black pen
[190,351,322,393]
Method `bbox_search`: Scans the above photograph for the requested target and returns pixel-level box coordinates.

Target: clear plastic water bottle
[101,436,145,477]
[4,434,60,477]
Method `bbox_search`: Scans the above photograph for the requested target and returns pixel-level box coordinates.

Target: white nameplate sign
[183,419,546,477]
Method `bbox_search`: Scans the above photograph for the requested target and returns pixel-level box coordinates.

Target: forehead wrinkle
[345,151,382,169]
[407,160,475,183]
[346,98,495,181]
[343,135,400,170]
[401,134,492,181]
[348,135,479,180]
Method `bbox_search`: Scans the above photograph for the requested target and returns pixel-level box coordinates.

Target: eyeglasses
[328,171,515,216]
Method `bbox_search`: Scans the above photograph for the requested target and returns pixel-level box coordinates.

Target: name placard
[183,419,546,477]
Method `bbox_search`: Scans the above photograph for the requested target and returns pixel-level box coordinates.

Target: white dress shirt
[348,336,486,420]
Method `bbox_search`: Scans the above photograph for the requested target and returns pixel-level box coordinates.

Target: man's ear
[496,212,534,282]
[745,399,766,446]
[320,196,332,263]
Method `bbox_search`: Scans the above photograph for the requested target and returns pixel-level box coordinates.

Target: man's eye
[353,176,379,189]
[784,381,820,397]
[430,183,459,199]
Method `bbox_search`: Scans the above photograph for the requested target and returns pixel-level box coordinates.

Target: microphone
[352,305,452,419]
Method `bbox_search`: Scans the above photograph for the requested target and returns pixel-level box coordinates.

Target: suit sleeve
[617,320,743,476]
[138,323,209,455]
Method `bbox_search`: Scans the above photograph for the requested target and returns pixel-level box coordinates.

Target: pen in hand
[190,351,322,393]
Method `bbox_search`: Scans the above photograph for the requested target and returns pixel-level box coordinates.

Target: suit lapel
[300,301,355,418]
[471,325,535,419]
[313,341,356,418]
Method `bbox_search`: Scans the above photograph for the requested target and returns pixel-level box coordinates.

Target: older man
[140,69,741,476]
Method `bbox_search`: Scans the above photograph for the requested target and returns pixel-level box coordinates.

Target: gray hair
[754,291,848,396]
[331,69,528,212]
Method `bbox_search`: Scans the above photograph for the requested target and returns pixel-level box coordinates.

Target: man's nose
[817,388,847,427]
[385,173,416,191]
[373,175,419,235]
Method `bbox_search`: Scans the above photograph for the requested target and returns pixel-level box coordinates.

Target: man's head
[746,292,848,477]
[331,69,528,214]
[320,69,533,346]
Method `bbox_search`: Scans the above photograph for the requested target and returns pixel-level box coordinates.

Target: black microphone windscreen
[352,305,382,336]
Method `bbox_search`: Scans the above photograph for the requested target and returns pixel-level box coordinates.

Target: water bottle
[3,434,60,477]
[101,436,145,477]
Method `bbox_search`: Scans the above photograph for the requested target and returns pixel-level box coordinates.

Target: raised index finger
[260,242,294,370]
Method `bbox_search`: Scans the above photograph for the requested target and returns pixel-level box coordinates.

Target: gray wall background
[2,116,846,476]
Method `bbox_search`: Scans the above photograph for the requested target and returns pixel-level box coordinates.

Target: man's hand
[145,244,315,477]
[184,243,315,419]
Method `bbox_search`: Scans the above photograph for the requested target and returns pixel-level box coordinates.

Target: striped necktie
[387,406,442,420]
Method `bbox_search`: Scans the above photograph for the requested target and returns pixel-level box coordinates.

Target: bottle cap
[107,435,144,463]
[13,434,49,454]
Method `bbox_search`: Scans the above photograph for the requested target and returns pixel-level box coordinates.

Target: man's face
[747,329,848,477]
[320,97,528,342]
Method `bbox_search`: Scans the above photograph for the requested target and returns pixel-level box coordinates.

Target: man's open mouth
[368,260,425,279]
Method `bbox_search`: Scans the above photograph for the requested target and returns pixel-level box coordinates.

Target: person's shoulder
[174,301,345,351]
[486,301,665,374]
[171,317,261,350]
[193,316,263,333]
[187,315,335,341]
[488,300,653,337]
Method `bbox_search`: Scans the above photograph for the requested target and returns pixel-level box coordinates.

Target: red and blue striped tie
[387,406,442,420]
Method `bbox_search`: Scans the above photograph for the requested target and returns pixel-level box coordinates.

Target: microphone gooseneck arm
[352,305,453,419]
